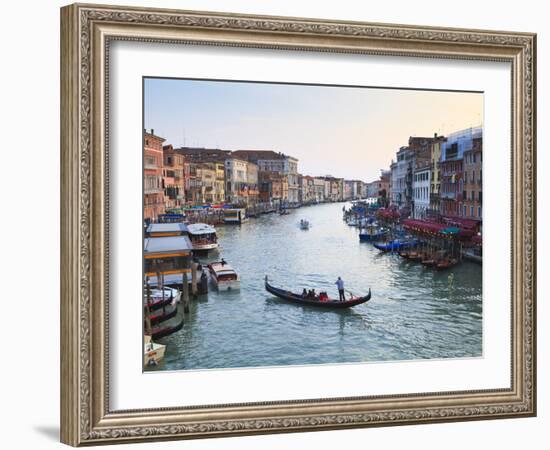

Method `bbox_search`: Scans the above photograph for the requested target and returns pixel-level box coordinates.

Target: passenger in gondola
[302,288,308,298]
[221,258,227,266]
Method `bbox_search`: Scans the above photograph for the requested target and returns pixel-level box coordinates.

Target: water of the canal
[147,202,482,372]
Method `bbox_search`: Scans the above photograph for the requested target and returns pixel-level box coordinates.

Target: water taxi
[186,223,218,253]
[208,261,240,291]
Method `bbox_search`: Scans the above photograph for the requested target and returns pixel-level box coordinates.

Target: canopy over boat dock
[146,222,187,237]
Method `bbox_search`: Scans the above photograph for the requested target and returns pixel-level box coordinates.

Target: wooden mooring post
[182,271,190,313]
[191,262,198,297]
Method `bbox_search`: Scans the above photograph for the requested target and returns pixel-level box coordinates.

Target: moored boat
[359,225,387,242]
[150,315,184,340]
[264,276,371,308]
[144,335,166,366]
[186,223,218,253]
[143,287,180,311]
[374,239,417,253]
[436,257,459,271]
[208,261,240,291]
[223,208,247,224]
[146,303,177,326]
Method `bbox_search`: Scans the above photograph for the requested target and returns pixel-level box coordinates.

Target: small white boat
[144,335,166,366]
[299,219,310,230]
[186,223,218,252]
[208,261,240,291]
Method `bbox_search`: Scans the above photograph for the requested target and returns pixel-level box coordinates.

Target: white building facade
[413,165,431,219]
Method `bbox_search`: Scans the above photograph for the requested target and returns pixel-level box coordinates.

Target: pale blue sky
[144,78,483,182]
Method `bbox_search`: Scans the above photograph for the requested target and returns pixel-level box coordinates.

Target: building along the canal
[429,135,446,217]
[413,161,431,219]
[144,129,166,222]
[462,135,483,222]
[162,144,186,210]
[440,127,482,217]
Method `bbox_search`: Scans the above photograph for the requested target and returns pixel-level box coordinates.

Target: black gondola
[151,315,184,340]
[264,276,371,308]
[146,304,177,326]
[145,296,173,312]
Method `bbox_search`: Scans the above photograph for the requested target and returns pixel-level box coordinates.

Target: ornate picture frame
[60,3,536,446]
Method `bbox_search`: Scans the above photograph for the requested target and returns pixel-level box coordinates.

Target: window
[479,191,482,203]
[478,206,482,217]
[463,205,467,217]
[471,206,474,217]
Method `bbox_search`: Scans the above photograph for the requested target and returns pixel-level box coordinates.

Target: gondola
[264,276,371,309]
[435,258,458,271]
[151,315,184,340]
[146,304,177,326]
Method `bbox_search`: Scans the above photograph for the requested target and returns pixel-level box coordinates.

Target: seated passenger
[302,288,308,298]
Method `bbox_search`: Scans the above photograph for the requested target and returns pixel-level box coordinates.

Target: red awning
[403,219,476,239]
[442,216,479,230]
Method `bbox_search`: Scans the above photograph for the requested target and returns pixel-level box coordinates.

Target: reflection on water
[148,202,482,371]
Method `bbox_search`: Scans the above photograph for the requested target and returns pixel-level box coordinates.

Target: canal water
[149,202,482,372]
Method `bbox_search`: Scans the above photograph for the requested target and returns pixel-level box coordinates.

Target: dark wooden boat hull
[436,260,458,270]
[151,316,184,340]
[145,297,173,312]
[265,279,371,308]
[147,304,177,326]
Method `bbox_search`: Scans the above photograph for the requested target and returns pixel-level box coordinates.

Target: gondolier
[335,276,345,301]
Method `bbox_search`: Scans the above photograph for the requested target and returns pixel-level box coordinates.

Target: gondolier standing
[335,276,345,301]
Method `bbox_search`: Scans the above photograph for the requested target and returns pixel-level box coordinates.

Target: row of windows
[464,170,482,185]
[463,205,482,218]
[414,172,429,182]
[414,186,430,201]
[464,152,482,164]
[463,190,482,202]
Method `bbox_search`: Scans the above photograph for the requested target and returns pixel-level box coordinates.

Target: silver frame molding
[60,3,536,446]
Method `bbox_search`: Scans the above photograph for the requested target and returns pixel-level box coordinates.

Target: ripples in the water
[148,202,482,372]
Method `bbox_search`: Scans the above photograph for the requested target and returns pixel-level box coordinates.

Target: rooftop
[231,150,285,161]
[144,236,193,254]
[146,223,187,234]
[186,223,217,235]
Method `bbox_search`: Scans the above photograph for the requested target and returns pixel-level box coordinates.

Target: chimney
[434,132,438,138]
[151,129,155,135]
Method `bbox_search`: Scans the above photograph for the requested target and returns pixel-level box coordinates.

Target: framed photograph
[60,3,536,446]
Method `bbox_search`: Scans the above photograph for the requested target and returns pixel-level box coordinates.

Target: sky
[144,78,483,182]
